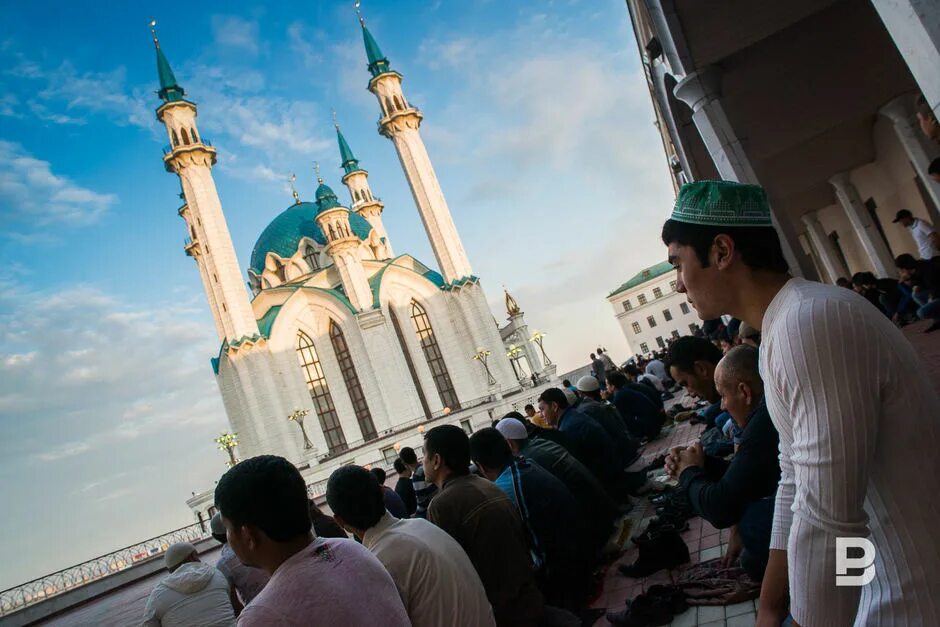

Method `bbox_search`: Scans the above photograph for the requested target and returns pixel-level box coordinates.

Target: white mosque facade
[149,17,556,521]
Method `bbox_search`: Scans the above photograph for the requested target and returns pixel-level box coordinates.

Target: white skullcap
[165,542,197,570]
[576,375,600,392]
[496,417,528,440]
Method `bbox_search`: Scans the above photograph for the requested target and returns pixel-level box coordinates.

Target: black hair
[607,370,629,389]
[504,410,525,420]
[836,277,851,287]
[929,157,940,176]
[896,253,918,270]
[562,379,572,387]
[523,404,534,412]
[325,465,385,531]
[212,533,227,544]
[468,428,514,473]
[214,455,311,542]
[370,467,387,484]
[424,425,471,475]
[661,219,789,273]
[393,458,407,474]
[851,272,877,287]
[399,446,417,465]
[538,387,569,408]
[665,335,723,374]
[590,353,596,359]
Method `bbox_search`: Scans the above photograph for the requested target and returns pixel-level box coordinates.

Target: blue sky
[0,0,675,588]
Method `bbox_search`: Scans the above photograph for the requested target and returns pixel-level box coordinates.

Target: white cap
[495,417,528,440]
[576,375,600,392]
[562,388,578,406]
[165,542,197,571]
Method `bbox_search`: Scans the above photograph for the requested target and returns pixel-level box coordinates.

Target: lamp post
[473,348,497,385]
[529,330,552,366]
[288,409,314,450]
[506,344,527,380]
[215,432,239,467]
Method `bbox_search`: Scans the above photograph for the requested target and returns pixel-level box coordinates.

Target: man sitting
[142,542,236,626]
[606,370,664,440]
[896,253,940,332]
[666,336,727,429]
[665,346,780,580]
[469,428,592,610]
[574,375,640,466]
[213,455,410,626]
[618,366,665,410]
[495,416,617,553]
[326,465,495,627]
[423,425,544,627]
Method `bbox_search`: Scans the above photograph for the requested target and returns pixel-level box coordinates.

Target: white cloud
[35,441,92,462]
[288,22,324,68]
[211,15,260,56]
[28,100,85,125]
[0,140,116,226]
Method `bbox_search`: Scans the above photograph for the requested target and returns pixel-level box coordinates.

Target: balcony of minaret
[162,135,217,172]
[183,236,201,258]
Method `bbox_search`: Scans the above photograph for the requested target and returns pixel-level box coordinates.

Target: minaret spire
[333,110,362,176]
[150,19,185,103]
[356,2,391,78]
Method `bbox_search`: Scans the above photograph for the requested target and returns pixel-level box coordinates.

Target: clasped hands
[664,441,705,480]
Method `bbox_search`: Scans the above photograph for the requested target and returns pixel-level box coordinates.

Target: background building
[624,0,940,283]
[608,261,699,357]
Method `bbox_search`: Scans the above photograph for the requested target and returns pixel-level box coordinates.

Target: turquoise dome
[249,202,374,275]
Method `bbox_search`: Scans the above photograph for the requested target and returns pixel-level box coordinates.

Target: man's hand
[663,446,684,480]
[675,442,706,476]
[721,525,743,568]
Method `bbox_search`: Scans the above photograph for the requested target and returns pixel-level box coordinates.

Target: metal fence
[0,522,209,617]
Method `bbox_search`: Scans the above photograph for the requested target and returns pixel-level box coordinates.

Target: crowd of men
[142,125,940,625]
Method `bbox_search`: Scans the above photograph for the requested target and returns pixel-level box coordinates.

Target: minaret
[334,111,394,257]
[358,10,472,283]
[313,164,374,312]
[152,21,259,345]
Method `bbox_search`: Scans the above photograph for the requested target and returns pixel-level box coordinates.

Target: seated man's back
[238,538,410,626]
[428,473,543,627]
[142,563,235,627]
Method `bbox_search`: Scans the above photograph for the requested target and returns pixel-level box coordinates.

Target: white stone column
[801,212,849,283]
[673,66,815,279]
[829,173,897,277]
[650,60,693,179]
[872,0,940,119]
[879,96,940,225]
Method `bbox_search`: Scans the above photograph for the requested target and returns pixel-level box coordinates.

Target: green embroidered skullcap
[671,180,772,227]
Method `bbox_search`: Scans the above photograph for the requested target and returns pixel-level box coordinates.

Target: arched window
[296,332,347,453]
[390,308,432,420]
[329,321,377,441]
[385,97,394,115]
[172,129,180,146]
[354,190,361,202]
[409,300,460,410]
[273,262,286,283]
[181,128,190,144]
[304,245,319,271]
[328,224,336,240]
[394,95,403,111]
[191,127,199,143]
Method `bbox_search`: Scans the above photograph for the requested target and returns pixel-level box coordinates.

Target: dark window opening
[329,321,377,441]
[297,331,347,454]
[410,300,459,410]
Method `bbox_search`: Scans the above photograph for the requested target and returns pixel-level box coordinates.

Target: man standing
[214,455,410,626]
[210,514,269,609]
[665,346,780,580]
[399,446,437,518]
[597,347,618,372]
[893,208,940,260]
[661,179,940,625]
[423,425,543,627]
[369,467,409,519]
[589,352,607,388]
[142,542,236,626]
[393,458,417,516]
[326,465,495,627]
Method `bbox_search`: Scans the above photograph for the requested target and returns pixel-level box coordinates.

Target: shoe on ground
[618,527,690,577]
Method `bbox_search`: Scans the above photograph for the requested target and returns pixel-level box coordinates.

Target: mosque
[148,14,557,522]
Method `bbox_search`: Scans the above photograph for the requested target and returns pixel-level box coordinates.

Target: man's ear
[740,382,753,407]
[712,234,736,270]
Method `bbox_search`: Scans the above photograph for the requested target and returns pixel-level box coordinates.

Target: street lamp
[215,432,239,467]
[529,330,552,366]
[288,409,314,450]
[506,344,527,380]
[472,348,497,385]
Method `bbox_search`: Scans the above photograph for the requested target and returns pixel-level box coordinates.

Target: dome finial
[150,17,159,49]
[289,173,301,205]
[332,108,339,130]
[355,0,365,27]
[314,161,323,184]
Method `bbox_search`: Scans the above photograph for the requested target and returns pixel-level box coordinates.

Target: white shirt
[910,217,940,259]
[142,562,235,627]
[363,513,496,627]
[215,543,269,604]
[645,359,669,382]
[760,278,940,626]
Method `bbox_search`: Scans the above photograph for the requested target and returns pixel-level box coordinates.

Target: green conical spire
[333,114,363,176]
[151,20,185,102]
[358,11,391,78]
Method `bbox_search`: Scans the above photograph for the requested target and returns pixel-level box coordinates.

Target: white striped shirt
[761,278,940,626]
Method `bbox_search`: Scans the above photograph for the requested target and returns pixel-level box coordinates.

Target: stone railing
[0,522,209,617]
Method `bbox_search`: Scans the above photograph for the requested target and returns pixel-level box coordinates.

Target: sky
[0,0,676,588]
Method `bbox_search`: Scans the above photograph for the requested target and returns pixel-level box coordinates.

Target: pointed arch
[329,320,377,441]
[409,300,460,410]
[390,307,432,420]
[296,331,347,453]
[328,224,336,240]
[354,190,361,202]
[181,128,190,144]
[304,245,320,271]
[172,129,180,146]
[384,97,394,115]
[394,95,404,111]
[191,127,199,143]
